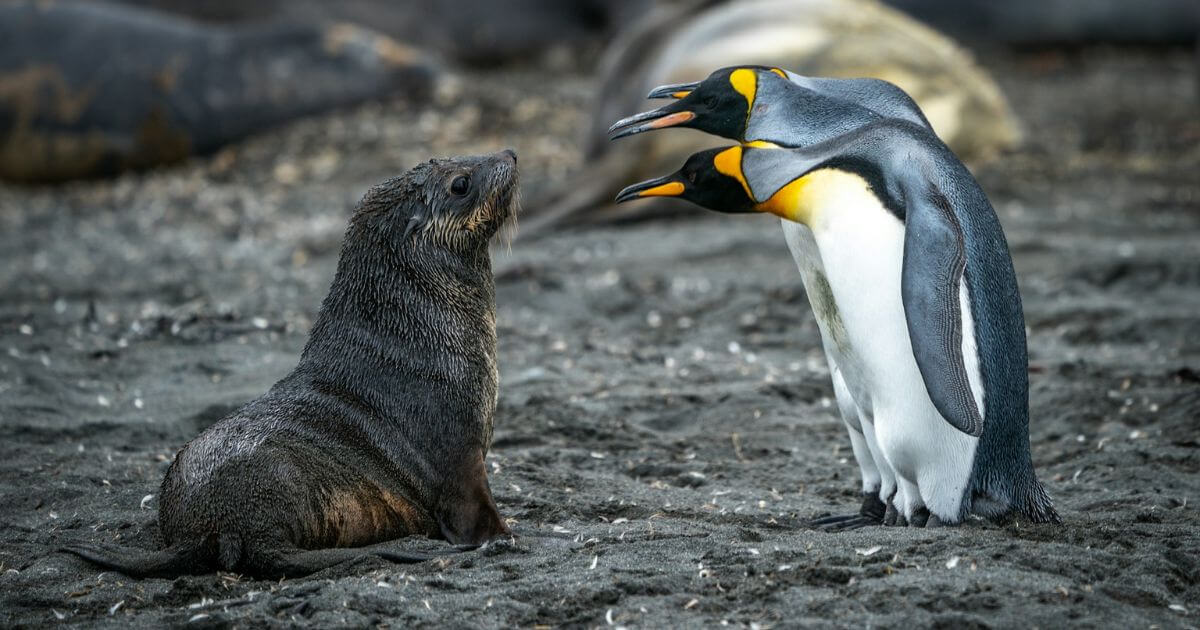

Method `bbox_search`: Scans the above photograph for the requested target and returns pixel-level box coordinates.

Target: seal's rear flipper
[61,542,205,577]
[436,450,511,546]
[66,540,475,579]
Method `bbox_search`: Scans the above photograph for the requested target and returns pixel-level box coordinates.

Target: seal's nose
[500,149,517,163]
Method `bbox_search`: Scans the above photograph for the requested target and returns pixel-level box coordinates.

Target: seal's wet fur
[63,151,520,577]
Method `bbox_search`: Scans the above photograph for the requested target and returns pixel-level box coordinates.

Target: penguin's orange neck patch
[757,175,816,224]
[757,168,872,226]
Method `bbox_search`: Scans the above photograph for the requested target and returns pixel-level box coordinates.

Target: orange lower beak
[615,176,686,203]
[608,109,696,140]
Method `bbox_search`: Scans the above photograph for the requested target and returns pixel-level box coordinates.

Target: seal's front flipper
[901,184,985,438]
[436,450,511,546]
[250,546,443,578]
[61,542,204,577]
[248,538,485,577]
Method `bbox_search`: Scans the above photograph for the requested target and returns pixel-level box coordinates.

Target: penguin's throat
[756,168,872,228]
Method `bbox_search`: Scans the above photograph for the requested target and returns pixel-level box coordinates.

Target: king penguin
[614,120,1060,527]
[611,66,938,528]
[607,65,930,145]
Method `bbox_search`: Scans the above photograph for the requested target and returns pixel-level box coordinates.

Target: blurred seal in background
[0,1,438,182]
[100,0,653,66]
[883,0,1200,46]
[523,0,1021,233]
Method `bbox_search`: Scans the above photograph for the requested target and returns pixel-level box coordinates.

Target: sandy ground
[1,47,1198,628]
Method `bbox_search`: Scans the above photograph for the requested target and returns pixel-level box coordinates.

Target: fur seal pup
[63,150,520,577]
[521,0,1019,236]
[0,1,437,182]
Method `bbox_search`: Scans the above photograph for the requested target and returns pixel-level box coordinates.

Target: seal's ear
[436,450,510,546]
[402,216,422,242]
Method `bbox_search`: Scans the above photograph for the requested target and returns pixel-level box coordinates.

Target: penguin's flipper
[900,185,985,437]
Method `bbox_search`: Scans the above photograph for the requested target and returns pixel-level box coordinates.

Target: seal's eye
[450,175,471,196]
[703,94,719,109]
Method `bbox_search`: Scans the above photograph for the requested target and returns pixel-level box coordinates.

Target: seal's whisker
[498,185,522,253]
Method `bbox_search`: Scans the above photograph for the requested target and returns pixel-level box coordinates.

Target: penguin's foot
[908,506,930,527]
[860,493,887,521]
[925,514,946,528]
[882,500,909,527]
[809,493,886,532]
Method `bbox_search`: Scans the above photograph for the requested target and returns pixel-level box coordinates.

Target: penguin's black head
[614,146,755,214]
[350,150,520,252]
[608,66,784,142]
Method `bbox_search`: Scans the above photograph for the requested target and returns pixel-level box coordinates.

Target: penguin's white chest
[777,169,980,501]
[802,173,916,399]
[779,221,871,411]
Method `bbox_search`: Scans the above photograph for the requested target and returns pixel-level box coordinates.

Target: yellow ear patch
[638,181,685,197]
[713,146,752,198]
[729,68,757,107]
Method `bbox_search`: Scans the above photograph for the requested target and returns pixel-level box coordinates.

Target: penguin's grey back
[785,75,931,129]
[882,125,1054,521]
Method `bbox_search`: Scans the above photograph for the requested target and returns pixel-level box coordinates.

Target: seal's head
[351,149,520,253]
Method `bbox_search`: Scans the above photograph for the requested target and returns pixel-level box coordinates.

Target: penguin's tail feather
[1019,480,1062,524]
[61,540,209,577]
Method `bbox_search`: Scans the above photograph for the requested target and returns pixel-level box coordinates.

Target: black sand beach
[1,48,1198,627]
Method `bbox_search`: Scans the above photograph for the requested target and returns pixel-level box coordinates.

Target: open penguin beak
[646,81,700,100]
[607,104,697,141]
[614,174,686,204]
